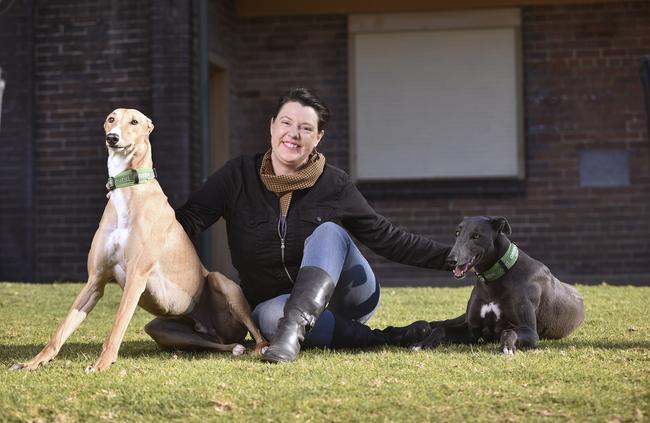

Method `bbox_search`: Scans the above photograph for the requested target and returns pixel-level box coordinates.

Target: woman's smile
[281,140,301,151]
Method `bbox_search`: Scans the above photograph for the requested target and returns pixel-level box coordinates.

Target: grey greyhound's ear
[490,216,512,236]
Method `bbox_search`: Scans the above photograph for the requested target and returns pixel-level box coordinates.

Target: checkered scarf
[259,148,325,216]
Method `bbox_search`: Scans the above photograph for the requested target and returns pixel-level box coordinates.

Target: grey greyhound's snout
[106,133,120,146]
[449,250,479,279]
[446,255,458,268]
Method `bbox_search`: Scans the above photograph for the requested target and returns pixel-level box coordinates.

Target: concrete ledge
[380,273,650,287]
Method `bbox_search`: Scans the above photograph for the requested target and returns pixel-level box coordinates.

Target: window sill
[356,178,526,198]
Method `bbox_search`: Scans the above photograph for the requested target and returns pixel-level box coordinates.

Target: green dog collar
[476,242,519,283]
[106,168,157,191]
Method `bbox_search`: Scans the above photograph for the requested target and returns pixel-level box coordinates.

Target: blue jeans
[251,222,380,348]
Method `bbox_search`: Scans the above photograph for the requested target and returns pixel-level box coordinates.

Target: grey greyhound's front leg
[412,314,479,350]
[499,297,540,354]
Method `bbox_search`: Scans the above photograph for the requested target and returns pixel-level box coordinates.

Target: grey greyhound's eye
[455,230,460,237]
[130,119,138,125]
[471,233,480,240]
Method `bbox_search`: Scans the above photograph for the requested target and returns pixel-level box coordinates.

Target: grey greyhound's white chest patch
[480,302,501,321]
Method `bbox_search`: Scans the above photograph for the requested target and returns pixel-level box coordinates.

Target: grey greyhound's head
[447,216,512,279]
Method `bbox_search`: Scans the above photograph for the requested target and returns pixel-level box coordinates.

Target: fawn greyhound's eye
[108,117,115,123]
[130,119,138,125]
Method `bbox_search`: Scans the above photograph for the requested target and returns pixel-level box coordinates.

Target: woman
[175,88,450,363]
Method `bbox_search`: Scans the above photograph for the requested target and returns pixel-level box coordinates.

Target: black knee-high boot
[261,266,336,363]
[330,315,432,349]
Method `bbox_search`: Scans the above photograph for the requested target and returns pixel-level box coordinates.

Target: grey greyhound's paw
[500,329,518,355]
[384,320,432,347]
[232,344,246,356]
[411,326,446,351]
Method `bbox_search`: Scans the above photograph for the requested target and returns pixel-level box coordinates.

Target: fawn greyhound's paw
[85,364,111,373]
[86,356,115,372]
[10,362,30,371]
[10,359,47,371]
[11,348,57,370]
[232,344,246,356]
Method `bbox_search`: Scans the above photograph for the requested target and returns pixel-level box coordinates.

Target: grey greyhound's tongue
[453,263,471,279]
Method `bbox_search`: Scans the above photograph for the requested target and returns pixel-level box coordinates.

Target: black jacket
[175,154,450,308]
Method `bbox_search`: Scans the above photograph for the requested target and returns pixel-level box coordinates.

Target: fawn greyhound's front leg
[11,276,107,370]
[11,221,112,370]
[86,215,165,372]
[86,272,148,372]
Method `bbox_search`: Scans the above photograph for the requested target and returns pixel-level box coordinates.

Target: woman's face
[270,101,324,175]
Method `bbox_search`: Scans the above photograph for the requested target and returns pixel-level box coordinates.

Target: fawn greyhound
[412,216,584,354]
[11,108,267,372]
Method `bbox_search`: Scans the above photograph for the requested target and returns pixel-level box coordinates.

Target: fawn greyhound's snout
[106,133,120,147]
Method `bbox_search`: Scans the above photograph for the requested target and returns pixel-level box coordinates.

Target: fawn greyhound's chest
[103,187,197,316]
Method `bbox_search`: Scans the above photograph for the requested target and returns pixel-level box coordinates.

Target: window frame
[348,9,525,183]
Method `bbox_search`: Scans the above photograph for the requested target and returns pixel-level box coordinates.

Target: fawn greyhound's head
[447,216,512,279]
[104,108,154,176]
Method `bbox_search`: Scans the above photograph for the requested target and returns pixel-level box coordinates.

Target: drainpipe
[0,67,5,132]
[642,57,650,141]
[198,0,211,265]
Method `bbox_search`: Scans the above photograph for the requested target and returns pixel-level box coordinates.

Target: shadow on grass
[2,340,160,362]
[1,339,260,367]
[399,338,650,354]
[323,338,650,356]
[5,338,648,368]
[540,339,650,350]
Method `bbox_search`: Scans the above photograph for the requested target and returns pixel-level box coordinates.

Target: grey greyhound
[413,216,584,354]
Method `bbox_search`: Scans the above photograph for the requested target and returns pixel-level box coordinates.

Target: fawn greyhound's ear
[147,118,154,135]
[490,216,512,236]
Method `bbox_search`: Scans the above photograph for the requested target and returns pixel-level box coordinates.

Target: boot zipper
[277,214,295,284]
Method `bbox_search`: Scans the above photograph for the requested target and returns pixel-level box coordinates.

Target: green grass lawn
[1,283,648,422]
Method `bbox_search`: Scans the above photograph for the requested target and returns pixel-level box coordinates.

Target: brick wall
[365,1,650,285]
[1,0,200,282]
[150,1,196,207]
[0,0,34,281]
[31,1,154,281]
[233,15,349,169]
[232,2,650,286]
[518,2,649,282]
[1,0,648,284]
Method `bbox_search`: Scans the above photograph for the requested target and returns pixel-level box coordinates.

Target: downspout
[0,67,5,131]
[198,0,211,265]
[642,57,650,141]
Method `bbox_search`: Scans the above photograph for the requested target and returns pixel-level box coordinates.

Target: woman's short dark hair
[273,88,330,132]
